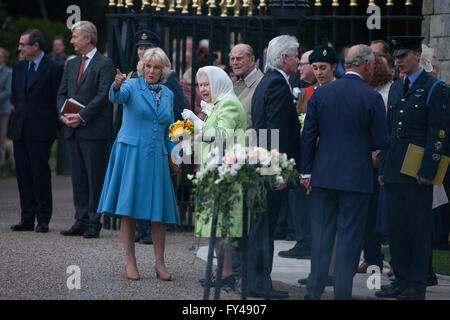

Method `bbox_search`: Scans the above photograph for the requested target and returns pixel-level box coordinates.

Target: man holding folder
[377,36,450,300]
[57,21,115,238]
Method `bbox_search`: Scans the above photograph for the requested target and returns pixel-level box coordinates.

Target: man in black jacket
[10,29,63,233]
[248,35,301,299]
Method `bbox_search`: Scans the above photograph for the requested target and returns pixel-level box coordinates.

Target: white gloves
[181,109,204,130]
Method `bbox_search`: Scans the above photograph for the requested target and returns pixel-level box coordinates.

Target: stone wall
[422,0,450,84]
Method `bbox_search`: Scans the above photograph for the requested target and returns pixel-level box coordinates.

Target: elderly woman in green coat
[182,66,246,289]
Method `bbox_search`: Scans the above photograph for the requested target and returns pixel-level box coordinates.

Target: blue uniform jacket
[379,71,450,183]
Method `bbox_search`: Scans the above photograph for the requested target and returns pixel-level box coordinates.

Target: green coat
[195,95,247,238]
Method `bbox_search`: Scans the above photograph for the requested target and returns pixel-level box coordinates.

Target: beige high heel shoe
[125,264,140,280]
[155,267,173,281]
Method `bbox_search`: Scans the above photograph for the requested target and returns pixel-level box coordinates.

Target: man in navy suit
[300,44,388,299]
[10,29,63,233]
[248,35,301,299]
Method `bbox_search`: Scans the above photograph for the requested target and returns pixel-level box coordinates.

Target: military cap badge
[141,33,148,40]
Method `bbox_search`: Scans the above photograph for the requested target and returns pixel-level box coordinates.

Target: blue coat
[301,73,388,193]
[97,77,180,224]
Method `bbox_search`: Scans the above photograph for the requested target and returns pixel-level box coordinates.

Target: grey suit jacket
[0,65,12,115]
[57,50,115,140]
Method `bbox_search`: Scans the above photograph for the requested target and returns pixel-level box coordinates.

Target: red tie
[77,55,87,86]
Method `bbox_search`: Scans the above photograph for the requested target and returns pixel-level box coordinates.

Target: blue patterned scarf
[147,83,162,108]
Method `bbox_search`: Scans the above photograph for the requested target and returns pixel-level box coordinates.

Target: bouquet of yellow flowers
[168,120,195,142]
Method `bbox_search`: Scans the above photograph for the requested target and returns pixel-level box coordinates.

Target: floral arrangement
[168,120,194,142]
[189,144,298,238]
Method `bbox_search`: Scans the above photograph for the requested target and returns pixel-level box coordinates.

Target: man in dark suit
[375,36,450,300]
[300,44,388,300]
[10,29,63,233]
[58,21,115,239]
[248,35,301,299]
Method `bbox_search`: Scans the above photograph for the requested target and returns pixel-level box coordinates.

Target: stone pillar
[422,0,450,84]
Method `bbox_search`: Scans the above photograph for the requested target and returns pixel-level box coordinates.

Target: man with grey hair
[247,35,301,299]
[230,43,263,130]
[58,21,115,238]
[300,44,388,299]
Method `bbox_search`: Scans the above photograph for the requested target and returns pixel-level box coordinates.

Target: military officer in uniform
[124,30,187,245]
[376,36,449,300]
[297,41,338,115]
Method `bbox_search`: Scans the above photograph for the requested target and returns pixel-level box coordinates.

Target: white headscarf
[196,66,237,116]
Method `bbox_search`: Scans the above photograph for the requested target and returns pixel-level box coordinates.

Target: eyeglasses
[18,43,32,47]
[298,62,309,67]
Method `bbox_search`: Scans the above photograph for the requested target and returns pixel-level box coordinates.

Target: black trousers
[385,183,433,293]
[294,186,312,248]
[13,138,54,225]
[67,132,109,228]
[247,188,286,293]
[361,172,384,269]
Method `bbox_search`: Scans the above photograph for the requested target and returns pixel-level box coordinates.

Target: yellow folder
[400,144,450,186]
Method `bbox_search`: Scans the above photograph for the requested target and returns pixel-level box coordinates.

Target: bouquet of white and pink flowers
[189,144,298,237]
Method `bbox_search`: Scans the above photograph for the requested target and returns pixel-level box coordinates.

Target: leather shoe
[279,245,311,259]
[11,222,34,231]
[427,273,438,287]
[397,287,425,300]
[298,275,333,287]
[61,223,87,236]
[248,289,289,300]
[134,232,144,242]
[374,283,403,298]
[35,223,49,233]
[201,275,236,290]
[83,226,100,239]
[139,233,153,245]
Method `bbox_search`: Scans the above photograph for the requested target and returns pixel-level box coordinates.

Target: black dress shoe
[139,233,153,245]
[35,223,49,233]
[427,273,438,287]
[298,275,333,287]
[200,275,236,291]
[381,280,397,291]
[396,287,425,300]
[279,246,311,259]
[248,289,289,300]
[11,222,34,231]
[61,223,87,236]
[134,232,144,242]
[83,226,100,239]
[374,283,403,298]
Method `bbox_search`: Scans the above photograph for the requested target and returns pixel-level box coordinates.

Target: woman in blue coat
[98,48,180,281]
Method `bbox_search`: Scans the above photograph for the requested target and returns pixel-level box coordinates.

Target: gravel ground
[0,175,309,300]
